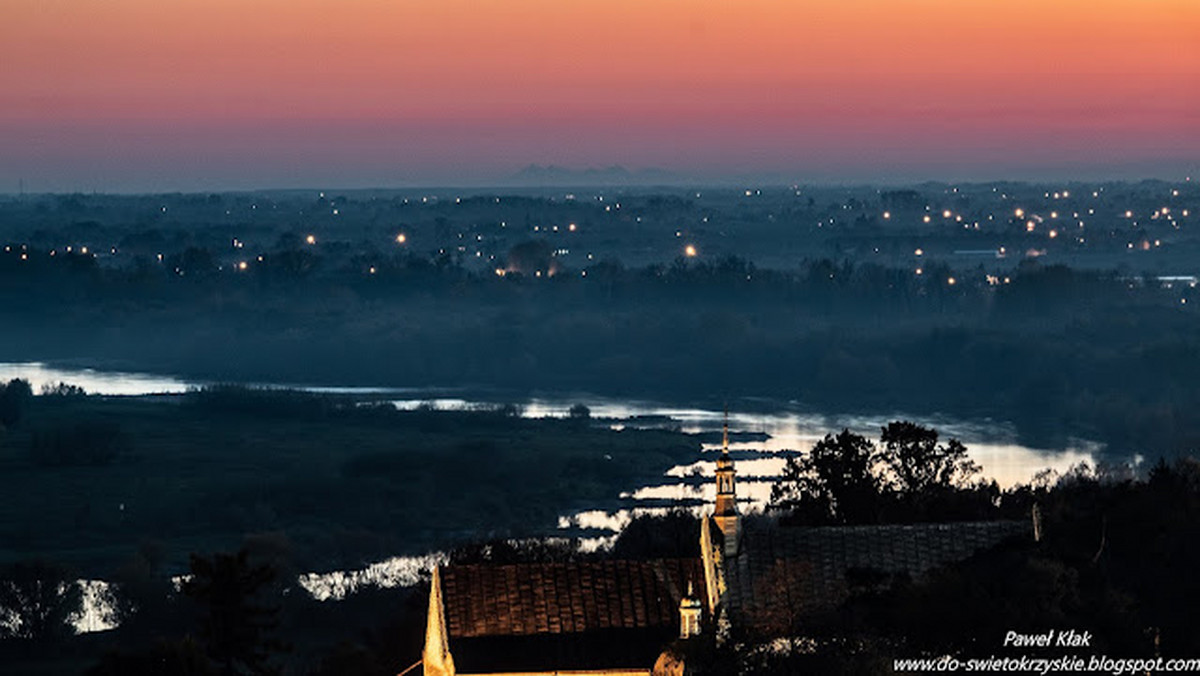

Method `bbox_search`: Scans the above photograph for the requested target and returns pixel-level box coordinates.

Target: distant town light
[883,211,891,219]
[923,215,932,223]
[237,261,248,270]
[685,245,697,257]
[1014,208,1025,218]
[943,210,952,218]
[306,235,316,245]
[914,248,924,256]
[396,233,407,244]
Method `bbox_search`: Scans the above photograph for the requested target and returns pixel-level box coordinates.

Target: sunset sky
[2,0,1198,191]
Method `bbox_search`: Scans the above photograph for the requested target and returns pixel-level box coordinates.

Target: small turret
[679,580,702,638]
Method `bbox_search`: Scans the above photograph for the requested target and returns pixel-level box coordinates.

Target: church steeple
[422,567,456,676]
[712,407,740,557]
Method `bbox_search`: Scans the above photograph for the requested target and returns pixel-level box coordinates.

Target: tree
[0,559,82,645]
[877,421,979,495]
[87,637,216,676]
[770,429,882,524]
[0,378,32,427]
[40,381,86,397]
[183,549,284,676]
[108,540,179,636]
[504,239,556,276]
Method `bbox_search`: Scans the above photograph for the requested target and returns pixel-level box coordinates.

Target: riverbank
[0,389,699,578]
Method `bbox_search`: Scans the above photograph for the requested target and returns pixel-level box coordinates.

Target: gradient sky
[2,0,1198,191]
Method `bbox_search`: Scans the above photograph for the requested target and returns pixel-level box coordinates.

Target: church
[416,423,1030,675]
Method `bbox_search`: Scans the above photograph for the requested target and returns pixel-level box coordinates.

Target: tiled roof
[725,520,1030,634]
[441,559,703,639]
[448,630,676,673]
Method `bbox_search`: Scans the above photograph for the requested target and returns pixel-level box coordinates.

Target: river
[1,361,1101,631]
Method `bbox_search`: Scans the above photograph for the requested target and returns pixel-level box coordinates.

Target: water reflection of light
[0,362,191,396]
[72,580,118,634]
[68,552,450,635]
[968,442,1098,488]
[622,481,776,505]
[0,362,1104,488]
[390,398,474,411]
[557,507,691,533]
[298,552,446,601]
[3,363,1107,633]
[666,457,790,478]
[621,484,706,501]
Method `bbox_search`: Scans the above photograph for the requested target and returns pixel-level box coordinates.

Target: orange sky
[2,0,1198,189]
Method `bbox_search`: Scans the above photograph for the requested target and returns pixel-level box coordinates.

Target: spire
[714,409,737,517]
[423,567,456,676]
[713,406,740,557]
[722,405,730,455]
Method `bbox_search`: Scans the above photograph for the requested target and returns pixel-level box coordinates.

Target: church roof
[724,520,1030,634]
[442,558,702,637]
[438,558,702,673]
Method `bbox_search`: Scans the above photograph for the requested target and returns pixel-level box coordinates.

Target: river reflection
[2,360,1100,520]
[2,361,1102,631]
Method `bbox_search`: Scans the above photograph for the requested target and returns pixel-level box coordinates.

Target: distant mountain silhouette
[506,164,687,186]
